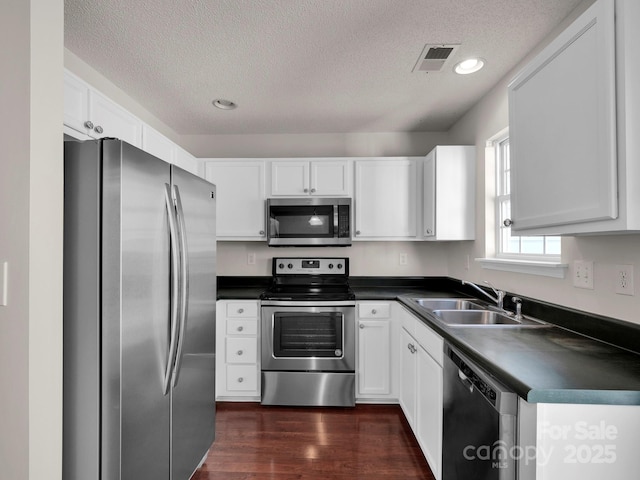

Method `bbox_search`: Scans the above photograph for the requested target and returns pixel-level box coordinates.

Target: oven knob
[288,263,293,269]
[278,263,284,269]
[337,263,343,269]
[335,349,342,357]
[328,263,334,269]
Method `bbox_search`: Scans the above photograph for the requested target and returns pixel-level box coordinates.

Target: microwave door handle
[334,205,339,234]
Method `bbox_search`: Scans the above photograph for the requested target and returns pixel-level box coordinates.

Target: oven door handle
[260,300,356,307]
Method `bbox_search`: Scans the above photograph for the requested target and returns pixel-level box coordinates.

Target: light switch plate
[573,260,594,289]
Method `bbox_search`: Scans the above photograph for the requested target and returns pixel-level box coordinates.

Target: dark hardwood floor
[192,402,435,480]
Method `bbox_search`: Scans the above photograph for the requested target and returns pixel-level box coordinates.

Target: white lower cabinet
[398,305,443,480]
[216,300,261,400]
[356,302,399,402]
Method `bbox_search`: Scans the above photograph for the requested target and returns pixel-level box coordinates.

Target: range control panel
[272,257,349,275]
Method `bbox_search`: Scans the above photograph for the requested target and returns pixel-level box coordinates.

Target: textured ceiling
[64,0,584,135]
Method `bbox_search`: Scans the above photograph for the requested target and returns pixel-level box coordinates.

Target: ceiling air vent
[412,44,460,73]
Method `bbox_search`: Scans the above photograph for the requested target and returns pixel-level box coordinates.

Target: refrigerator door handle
[171,184,190,388]
[163,183,182,395]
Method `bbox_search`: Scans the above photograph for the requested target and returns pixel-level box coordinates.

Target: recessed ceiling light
[454,58,485,75]
[212,99,237,110]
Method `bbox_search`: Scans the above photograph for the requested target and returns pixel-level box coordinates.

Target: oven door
[261,303,356,372]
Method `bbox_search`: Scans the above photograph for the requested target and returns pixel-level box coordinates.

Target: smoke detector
[412,44,460,73]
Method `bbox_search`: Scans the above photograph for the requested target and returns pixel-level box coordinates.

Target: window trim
[478,128,567,278]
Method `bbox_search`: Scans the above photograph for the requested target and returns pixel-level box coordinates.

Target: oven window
[273,312,343,357]
[269,205,334,238]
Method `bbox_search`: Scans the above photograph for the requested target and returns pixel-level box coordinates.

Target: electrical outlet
[615,264,634,296]
[247,252,256,265]
[399,253,408,266]
[573,260,594,289]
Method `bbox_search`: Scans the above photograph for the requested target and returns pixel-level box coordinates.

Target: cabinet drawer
[226,318,258,336]
[358,302,391,318]
[225,337,257,363]
[225,365,258,392]
[226,301,258,318]
[414,320,443,366]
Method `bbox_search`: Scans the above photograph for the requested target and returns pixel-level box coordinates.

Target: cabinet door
[271,161,309,196]
[416,345,443,480]
[310,160,350,196]
[89,90,142,147]
[173,147,199,176]
[399,328,417,428]
[354,159,418,238]
[142,125,174,164]
[357,319,391,396]
[509,0,617,231]
[63,71,91,136]
[204,161,266,239]
[423,151,436,237]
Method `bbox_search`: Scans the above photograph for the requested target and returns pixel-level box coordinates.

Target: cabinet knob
[356,230,361,235]
[503,218,513,227]
[371,309,377,315]
[426,229,433,235]
[84,120,94,129]
[359,323,365,329]
[237,377,244,383]
[259,230,265,236]
[238,308,244,313]
[237,350,243,356]
[310,188,316,193]
[303,188,309,193]
[237,326,244,332]
[94,125,104,134]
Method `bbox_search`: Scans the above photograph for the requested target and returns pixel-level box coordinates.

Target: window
[495,134,561,260]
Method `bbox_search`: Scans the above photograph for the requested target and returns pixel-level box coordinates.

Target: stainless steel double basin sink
[410,298,549,328]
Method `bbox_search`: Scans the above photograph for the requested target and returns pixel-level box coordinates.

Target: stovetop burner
[261,257,354,301]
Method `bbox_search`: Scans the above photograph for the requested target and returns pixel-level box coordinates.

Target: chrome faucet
[461,280,505,309]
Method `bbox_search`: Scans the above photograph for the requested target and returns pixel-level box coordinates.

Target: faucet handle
[512,296,523,319]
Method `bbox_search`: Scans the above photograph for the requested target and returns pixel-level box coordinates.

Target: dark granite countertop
[217,275,640,405]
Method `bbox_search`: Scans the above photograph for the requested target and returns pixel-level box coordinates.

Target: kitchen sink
[431,309,550,327]
[411,298,488,311]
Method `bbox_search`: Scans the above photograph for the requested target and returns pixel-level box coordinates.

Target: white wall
[182,131,448,158]
[447,0,640,326]
[218,241,450,277]
[0,1,64,479]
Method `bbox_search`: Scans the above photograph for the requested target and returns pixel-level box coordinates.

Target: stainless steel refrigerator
[63,139,216,480]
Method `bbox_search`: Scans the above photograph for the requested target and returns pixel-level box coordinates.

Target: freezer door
[170,166,217,480]
[102,140,172,479]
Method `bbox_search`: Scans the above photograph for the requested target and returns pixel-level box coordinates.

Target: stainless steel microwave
[266,197,352,247]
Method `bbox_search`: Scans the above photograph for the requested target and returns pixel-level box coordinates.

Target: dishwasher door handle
[458,369,474,393]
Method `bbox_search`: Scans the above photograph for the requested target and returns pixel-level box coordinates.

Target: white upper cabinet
[64,70,201,176]
[142,124,175,163]
[423,146,475,241]
[509,0,640,234]
[354,158,419,239]
[142,125,199,176]
[270,159,351,196]
[63,71,142,147]
[203,160,266,240]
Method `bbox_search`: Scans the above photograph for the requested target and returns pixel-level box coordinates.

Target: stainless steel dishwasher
[442,344,518,480]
